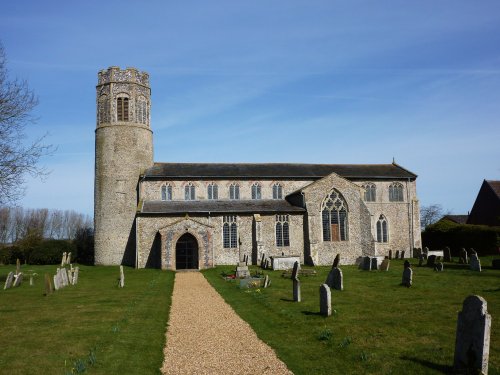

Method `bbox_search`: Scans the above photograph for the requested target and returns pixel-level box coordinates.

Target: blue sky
[1,0,499,217]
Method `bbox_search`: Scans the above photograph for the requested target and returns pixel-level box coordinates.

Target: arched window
[229,183,240,200]
[184,183,195,200]
[98,95,109,124]
[117,96,129,121]
[376,215,388,243]
[322,189,348,242]
[161,184,172,201]
[389,183,404,202]
[273,183,283,199]
[276,215,290,247]
[363,183,376,202]
[136,96,149,125]
[223,216,238,248]
[251,183,261,200]
[207,183,218,200]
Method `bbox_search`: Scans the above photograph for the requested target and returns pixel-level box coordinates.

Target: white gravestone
[319,284,331,316]
[4,271,14,290]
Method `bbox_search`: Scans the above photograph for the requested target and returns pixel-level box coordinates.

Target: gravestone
[469,248,477,256]
[291,261,300,280]
[492,259,500,269]
[260,253,265,268]
[44,273,53,295]
[401,250,405,259]
[13,273,23,287]
[61,252,67,267]
[469,254,482,272]
[319,284,331,317]
[402,267,412,288]
[119,265,125,287]
[434,263,444,272]
[444,247,452,262]
[4,271,14,290]
[418,254,424,267]
[66,252,72,264]
[331,268,343,290]
[332,254,340,268]
[263,275,269,288]
[427,255,437,268]
[361,256,371,271]
[404,260,411,268]
[61,268,69,287]
[395,250,400,259]
[453,295,491,374]
[423,247,429,260]
[67,269,73,285]
[460,248,468,264]
[292,261,301,302]
[388,250,392,260]
[73,267,79,285]
[29,275,34,286]
[16,258,21,275]
[371,257,378,270]
[53,275,59,291]
[380,259,390,271]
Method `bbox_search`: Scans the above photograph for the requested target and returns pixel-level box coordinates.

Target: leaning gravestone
[61,252,67,267]
[380,259,390,271]
[332,268,343,291]
[402,261,412,287]
[427,255,437,268]
[61,268,69,287]
[16,258,21,275]
[460,248,468,264]
[263,275,269,288]
[292,261,301,302]
[444,247,452,262]
[319,284,331,317]
[119,265,125,287]
[332,254,340,268]
[44,273,53,295]
[260,253,265,268]
[470,254,482,272]
[4,271,14,290]
[73,267,79,285]
[469,248,477,256]
[454,295,491,374]
[388,250,393,260]
[434,263,444,272]
[13,273,23,287]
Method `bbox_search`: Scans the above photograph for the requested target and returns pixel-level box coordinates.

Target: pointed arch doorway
[175,233,199,270]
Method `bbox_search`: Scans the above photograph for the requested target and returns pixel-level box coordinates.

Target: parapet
[97,66,149,87]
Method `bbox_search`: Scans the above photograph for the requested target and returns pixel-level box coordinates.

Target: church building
[94,67,422,269]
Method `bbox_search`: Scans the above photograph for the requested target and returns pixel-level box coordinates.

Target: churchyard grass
[0,265,174,374]
[203,258,500,375]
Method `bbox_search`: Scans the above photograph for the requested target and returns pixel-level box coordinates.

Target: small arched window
[376,215,388,243]
[276,215,290,247]
[229,183,240,200]
[273,183,283,199]
[251,183,261,200]
[117,96,129,121]
[98,95,109,124]
[223,216,238,248]
[184,183,195,200]
[207,183,218,200]
[161,184,172,201]
[322,189,348,242]
[389,183,404,202]
[363,183,376,202]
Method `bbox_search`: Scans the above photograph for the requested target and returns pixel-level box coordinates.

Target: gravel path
[161,272,293,375]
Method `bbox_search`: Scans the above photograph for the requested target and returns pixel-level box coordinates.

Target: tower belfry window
[117,97,129,121]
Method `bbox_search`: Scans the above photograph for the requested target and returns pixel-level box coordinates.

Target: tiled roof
[140,199,306,214]
[442,215,469,224]
[486,180,500,198]
[143,162,417,179]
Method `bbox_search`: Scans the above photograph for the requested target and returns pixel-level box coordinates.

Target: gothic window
[389,183,404,202]
[229,183,240,200]
[251,183,261,200]
[184,183,195,200]
[117,96,129,121]
[376,215,388,243]
[363,183,376,202]
[98,95,109,124]
[136,96,148,125]
[273,183,283,199]
[207,183,218,200]
[276,215,290,247]
[161,184,172,201]
[223,215,238,248]
[322,189,348,242]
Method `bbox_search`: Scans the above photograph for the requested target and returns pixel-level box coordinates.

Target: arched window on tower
[273,183,283,199]
[322,189,348,242]
[251,183,261,200]
[117,96,129,121]
[363,183,376,202]
[389,183,404,202]
[98,95,109,124]
[136,96,148,125]
[376,215,388,243]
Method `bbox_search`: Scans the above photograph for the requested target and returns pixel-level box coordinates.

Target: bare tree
[420,204,450,229]
[0,42,53,204]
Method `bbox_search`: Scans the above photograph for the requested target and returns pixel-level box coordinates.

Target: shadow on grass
[280,298,295,302]
[301,311,323,316]
[483,288,500,293]
[401,356,453,374]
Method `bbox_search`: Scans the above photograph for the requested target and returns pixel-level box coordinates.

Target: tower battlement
[97,66,150,87]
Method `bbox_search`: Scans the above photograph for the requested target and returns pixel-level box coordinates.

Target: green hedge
[0,245,24,265]
[29,240,77,265]
[422,219,500,256]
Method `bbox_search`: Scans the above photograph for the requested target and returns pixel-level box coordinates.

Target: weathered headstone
[293,278,301,302]
[29,275,34,286]
[332,254,340,268]
[401,250,405,259]
[67,269,73,285]
[469,254,482,272]
[73,267,79,285]
[434,262,444,272]
[402,267,412,288]
[331,267,343,291]
[444,247,452,262]
[263,274,269,288]
[53,275,59,291]
[61,252,67,267]
[395,250,400,259]
[16,258,21,275]
[13,272,23,287]
[119,265,125,287]
[319,284,331,316]
[388,250,393,260]
[371,257,378,270]
[3,271,14,290]
[361,256,371,271]
[66,252,72,264]
[460,248,468,264]
[427,255,437,267]
[260,253,265,268]
[44,273,53,295]
[380,259,390,271]
[404,260,411,268]
[291,261,300,280]
[453,295,491,374]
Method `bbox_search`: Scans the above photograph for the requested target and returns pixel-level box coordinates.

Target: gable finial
[392,156,395,164]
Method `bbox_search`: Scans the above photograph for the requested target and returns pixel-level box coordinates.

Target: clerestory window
[363,183,376,202]
[251,183,261,200]
[272,183,283,199]
[389,183,404,202]
[184,183,195,200]
[229,183,240,200]
[161,184,172,201]
[207,183,218,200]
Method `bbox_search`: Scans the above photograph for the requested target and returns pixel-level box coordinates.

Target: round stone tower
[94,67,153,265]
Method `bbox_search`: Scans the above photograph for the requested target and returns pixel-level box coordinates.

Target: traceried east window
[272,183,283,199]
[136,96,149,125]
[117,96,129,121]
[161,184,172,201]
[251,183,261,200]
[207,183,218,200]
[98,95,109,124]
[223,215,238,248]
[376,215,388,243]
[276,215,290,247]
[322,189,348,242]
[184,183,195,201]
[363,183,376,202]
[229,183,240,200]
[389,183,404,202]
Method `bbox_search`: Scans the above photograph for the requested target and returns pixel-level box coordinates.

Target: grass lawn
[0,265,175,375]
[203,258,500,375]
